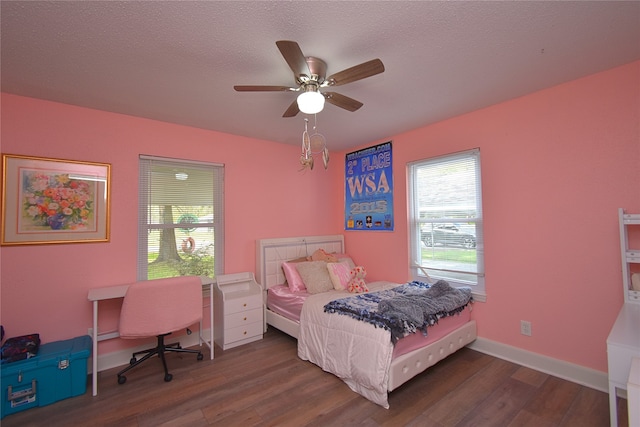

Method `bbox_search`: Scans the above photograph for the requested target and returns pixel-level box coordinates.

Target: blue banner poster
[345,141,394,231]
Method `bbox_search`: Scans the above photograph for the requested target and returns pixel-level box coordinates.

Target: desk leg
[92,300,99,396]
[198,283,215,360]
[209,284,214,360]
[609,382,618,427]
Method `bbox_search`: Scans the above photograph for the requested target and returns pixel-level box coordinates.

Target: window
[408,149,485,300]
[138,156,224,280]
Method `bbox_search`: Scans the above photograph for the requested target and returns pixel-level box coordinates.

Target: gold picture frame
[1,154,111,245]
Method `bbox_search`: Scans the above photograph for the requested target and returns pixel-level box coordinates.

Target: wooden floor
[3,329,628,427]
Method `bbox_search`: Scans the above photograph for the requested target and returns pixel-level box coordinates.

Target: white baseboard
[89,329,212,374]
[468,337,608,393]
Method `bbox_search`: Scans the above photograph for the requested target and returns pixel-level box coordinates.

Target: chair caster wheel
[118,375,127,385]
[197,353,203,361]
[130,357,136,365]
[164,373,173,382]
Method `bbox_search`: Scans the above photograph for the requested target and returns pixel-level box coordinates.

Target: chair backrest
[119,276,203,339]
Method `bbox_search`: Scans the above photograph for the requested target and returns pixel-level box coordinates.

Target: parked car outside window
[421,224,476,249]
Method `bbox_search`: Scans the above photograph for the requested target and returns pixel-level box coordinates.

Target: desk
[87,276,214,396]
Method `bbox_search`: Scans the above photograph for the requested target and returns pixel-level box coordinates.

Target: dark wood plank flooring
[2,329,628,426]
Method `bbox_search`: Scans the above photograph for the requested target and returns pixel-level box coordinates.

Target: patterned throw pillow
[326,261,352,290]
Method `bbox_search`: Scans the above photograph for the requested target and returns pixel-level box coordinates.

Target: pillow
[295,261,334,294]
[332,253,356,270]
[282,262,306,292]
[327,261,352,290]
[309,249,338,262]
[288,256,309,263]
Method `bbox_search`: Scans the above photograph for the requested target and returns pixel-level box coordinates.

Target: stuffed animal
[308,248,339,263]
[347,266,369,293]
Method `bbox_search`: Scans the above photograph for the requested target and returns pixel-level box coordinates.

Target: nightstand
[214,272,263,350]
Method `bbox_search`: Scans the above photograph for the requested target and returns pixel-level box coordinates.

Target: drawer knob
[243,331,247,335]
[243,303,247,307]
[243,317,247,321]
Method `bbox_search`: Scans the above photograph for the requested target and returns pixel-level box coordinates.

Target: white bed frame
[255,234,477,392]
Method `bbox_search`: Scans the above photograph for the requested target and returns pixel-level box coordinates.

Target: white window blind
[408,149,485,299]
[138,155,224,281]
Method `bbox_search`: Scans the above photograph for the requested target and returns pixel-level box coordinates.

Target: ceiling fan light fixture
[297,86,325,114]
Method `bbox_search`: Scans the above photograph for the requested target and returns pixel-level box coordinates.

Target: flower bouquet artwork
[22,172,95,231]
[2,154,110,245]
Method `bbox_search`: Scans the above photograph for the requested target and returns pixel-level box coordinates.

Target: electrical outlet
[520,320,532,336]
[88,327,93,337]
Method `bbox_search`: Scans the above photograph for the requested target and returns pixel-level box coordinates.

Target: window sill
[471,291,486,303]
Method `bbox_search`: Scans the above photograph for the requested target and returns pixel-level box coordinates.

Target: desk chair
[116,276,204,384]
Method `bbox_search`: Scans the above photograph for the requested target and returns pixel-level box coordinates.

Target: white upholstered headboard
[256,235,345,289]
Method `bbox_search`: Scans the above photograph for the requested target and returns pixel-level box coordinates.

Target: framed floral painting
[1,154,111,245]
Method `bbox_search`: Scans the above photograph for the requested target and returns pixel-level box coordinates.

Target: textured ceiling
[2,1,639,151]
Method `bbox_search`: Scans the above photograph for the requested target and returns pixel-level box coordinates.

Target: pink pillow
[282,262,306,292]
[327,261,351,290]
[333,254,356,270]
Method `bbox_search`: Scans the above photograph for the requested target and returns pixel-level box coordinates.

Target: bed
[256,234,477,408]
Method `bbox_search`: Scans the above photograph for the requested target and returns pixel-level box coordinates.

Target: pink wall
[1,60,638,372]
[0,96,336,353]
[338,61,640,372]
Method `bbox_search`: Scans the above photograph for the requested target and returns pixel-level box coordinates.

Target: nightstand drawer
[225,308,262,329]
[223,321,263,344]
[225,294,261,314]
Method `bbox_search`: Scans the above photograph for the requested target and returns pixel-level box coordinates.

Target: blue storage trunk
[1,335,91,419]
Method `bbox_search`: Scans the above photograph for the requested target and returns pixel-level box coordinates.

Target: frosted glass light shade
[297,91,325,114]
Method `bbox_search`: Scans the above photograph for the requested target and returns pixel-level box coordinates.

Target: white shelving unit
[629,357,640,426]
[607,208,640,426]
[619,208,640,303]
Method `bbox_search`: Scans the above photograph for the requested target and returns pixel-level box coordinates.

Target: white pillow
[296,261,333,294]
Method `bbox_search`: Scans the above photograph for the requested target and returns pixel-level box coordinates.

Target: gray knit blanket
[324,280,472,343]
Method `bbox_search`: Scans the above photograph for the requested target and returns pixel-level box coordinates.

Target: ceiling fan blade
[326,59,385,86]
[282,99,300,117]
[276,40,310,78]
[234,85,295,92]
[324,92,363,112]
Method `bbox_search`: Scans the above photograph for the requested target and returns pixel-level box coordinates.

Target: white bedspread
[297,281,398,408]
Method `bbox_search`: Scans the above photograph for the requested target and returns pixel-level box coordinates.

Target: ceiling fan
[234,40,385,117]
